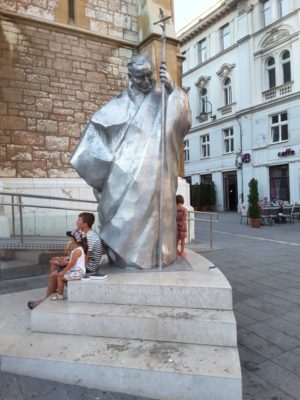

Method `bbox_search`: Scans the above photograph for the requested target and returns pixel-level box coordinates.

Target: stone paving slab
[1,212,300,400]
[254,361,300,399]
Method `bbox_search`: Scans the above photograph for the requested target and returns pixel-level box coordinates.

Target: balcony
[263,82,293,101]
[218,103,236,115]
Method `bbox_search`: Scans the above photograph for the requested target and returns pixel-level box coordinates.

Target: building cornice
[188,91,300,134]
[179,0,239,44]
[0,10,138,48]
[182,42,239,78]
[137,32,180,50]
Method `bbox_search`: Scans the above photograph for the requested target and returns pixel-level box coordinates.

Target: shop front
[269,164,290,202]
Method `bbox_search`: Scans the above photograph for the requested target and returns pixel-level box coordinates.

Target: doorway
[223,171,238,211]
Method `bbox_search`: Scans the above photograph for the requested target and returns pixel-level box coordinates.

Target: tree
[248,178,260,219]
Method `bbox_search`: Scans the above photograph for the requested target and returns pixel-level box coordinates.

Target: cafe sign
[278,148,295,157]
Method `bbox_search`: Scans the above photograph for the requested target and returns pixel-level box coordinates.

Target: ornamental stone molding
[237,0,254,16]
[262,28,290,49]
[216,63,235,79]
[195,76,211,89]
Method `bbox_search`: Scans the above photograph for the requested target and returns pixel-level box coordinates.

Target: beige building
[0,0,188,236]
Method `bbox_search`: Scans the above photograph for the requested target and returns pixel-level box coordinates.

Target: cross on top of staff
[153,8,171,35]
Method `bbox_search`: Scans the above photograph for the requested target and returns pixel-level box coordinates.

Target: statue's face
[130,63,153,94]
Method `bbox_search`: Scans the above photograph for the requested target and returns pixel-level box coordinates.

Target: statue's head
[128,53,153,94]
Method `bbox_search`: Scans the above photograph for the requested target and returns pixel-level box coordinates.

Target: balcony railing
[217,102,236,115]
[263,82,293,101]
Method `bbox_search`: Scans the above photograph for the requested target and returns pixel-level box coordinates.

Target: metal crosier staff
[154,8,171,270]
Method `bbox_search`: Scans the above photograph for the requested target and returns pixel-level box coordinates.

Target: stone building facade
[0,0,139,179]
[0,0,189,236]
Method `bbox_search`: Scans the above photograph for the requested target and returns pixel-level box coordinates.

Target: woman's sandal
[27,300,42,310]
[50,294,64,301]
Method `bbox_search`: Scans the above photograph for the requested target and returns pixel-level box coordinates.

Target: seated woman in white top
[51,229,88,301]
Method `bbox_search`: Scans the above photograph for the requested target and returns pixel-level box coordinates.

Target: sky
[173,0,220,32]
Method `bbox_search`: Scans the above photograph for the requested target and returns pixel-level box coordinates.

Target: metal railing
[187,210,219,249]
[0,191,219,250]
[0,191,97,245]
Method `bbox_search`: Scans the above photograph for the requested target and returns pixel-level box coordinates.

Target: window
[262,0,271,26]
[201,134,210,158]
[278,0,289,18]
[223,128,234,153]
[200,88,208,113]
[223,77,232,105]
[266,57,276,89]
[184,140,190,161]
[220,24,230,50]
[68,0,75,22]
[271,112,288,143]
[281,50,291,83]
[269,164,289,201]
[201,174,212,184]
[198,39,207,64]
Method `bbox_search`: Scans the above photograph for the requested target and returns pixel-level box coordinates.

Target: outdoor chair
[279,206,293,223]
[269,207,280,224]
[291,204,300,222]
[260,208,272,226]
[239,202,248,224]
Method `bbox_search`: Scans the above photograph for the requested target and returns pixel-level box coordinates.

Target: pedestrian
[51,229,87,301]
[27,212,105,309]
[176,194,188,257]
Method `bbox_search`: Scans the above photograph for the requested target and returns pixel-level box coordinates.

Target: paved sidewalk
[1,212,300,400]
[200,213,300,400]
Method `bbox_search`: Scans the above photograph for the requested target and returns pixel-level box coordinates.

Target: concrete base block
[1,334,242,400]
[68,252,232,311]
[0,251,242,399]
[31,300,237,347]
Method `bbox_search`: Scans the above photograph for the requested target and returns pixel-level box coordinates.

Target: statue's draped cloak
[71,84,191,269]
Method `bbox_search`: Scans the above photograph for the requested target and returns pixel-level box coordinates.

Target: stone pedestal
[1,250,242,400]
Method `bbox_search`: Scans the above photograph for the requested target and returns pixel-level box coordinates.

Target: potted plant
[248,178,261,228]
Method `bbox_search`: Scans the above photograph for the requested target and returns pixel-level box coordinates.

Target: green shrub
[248,178,260,219]
[191,182,216,209]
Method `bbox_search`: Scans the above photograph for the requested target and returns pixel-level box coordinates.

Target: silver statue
[71,53,191,269]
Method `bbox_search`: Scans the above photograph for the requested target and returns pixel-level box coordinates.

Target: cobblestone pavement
[1,212,300,400]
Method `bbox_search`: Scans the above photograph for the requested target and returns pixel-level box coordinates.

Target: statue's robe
[71,83,191,269]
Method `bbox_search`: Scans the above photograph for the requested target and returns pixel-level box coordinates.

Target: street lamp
[199,100,216,121]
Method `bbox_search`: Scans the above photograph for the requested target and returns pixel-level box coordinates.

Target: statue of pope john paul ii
[71,53,191,269]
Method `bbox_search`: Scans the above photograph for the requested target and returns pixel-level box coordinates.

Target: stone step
[68,270,232,310]
[1,333,242,400]
[31,300,237,347]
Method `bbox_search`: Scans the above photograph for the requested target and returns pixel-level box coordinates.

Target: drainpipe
[236,115,244,203]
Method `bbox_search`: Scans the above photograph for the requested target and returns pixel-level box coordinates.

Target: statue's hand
[160,63,174,94]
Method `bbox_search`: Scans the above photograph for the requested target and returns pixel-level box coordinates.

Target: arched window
[200,88,208,113]
[266,57,276,89]
[281,50,291,83]
[223,78,232,106]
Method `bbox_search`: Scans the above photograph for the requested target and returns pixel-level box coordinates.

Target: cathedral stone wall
[0,0,138,42]
[0,15,134,178]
